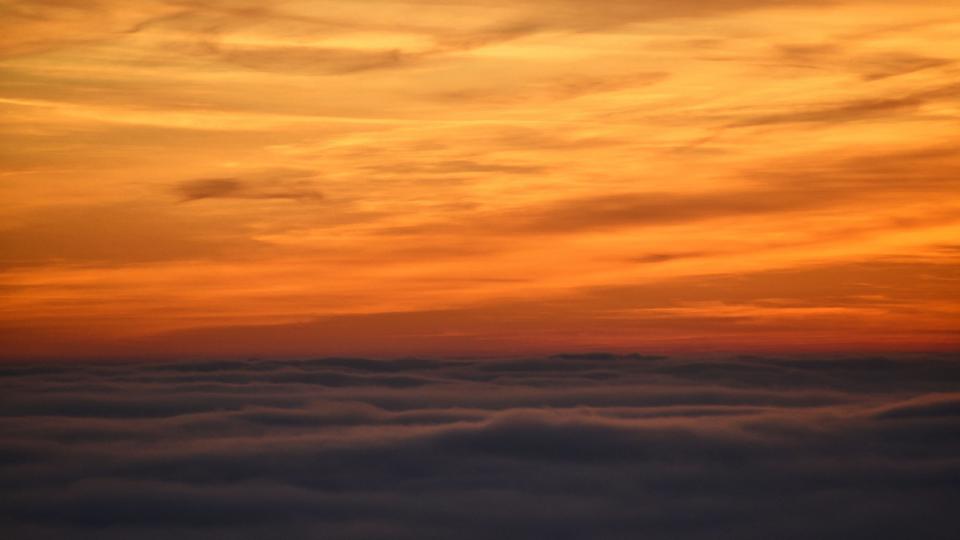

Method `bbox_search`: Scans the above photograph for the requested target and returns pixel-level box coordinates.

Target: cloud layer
[2,354,959,538]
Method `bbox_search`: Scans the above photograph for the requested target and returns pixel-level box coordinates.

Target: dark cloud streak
[175,170,324,202]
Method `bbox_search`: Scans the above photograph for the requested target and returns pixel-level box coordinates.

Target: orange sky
[1,0,959,359]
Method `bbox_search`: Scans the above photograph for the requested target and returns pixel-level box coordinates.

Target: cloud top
[2,354,959,539]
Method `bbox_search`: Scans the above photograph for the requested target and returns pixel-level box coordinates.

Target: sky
[2,0,960,359]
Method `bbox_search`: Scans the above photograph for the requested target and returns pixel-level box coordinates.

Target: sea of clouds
[2,353,959,539]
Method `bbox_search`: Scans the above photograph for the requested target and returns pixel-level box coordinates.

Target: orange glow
[1,0,959,358]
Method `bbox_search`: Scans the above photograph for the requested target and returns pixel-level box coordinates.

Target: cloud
[175,170,324,202]
[872,394,960,420]
[773,43,954,81]
[375,141,960,240]
[0,201,264,268]
[429,72,669,105]
[176,178,244,200]
[363,159,548,176]
[378,186,830,237]
[629,252,710,264]
[856,53,952,80]
[208,45,409,76]
[1,354,959,539]
[447,0,835,34]
[0,0,172,58]
[0,0,837,77]
[731,82,960,127]
[512,189,819,233]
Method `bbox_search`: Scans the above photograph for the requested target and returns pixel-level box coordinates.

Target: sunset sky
[3,3,960,537]
[2,0,959,359]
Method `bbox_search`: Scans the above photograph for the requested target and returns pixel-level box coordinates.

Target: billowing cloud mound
[2,354,959,539]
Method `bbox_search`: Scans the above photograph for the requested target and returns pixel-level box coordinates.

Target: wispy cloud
[175,170,324,202]
[1,0,959,355]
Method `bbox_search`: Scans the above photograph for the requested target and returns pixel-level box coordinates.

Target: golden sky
[2,0,959,359]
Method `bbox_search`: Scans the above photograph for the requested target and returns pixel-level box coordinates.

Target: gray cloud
[1,354,959,539]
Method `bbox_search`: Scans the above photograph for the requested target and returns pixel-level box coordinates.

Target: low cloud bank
[2,354,959,539]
